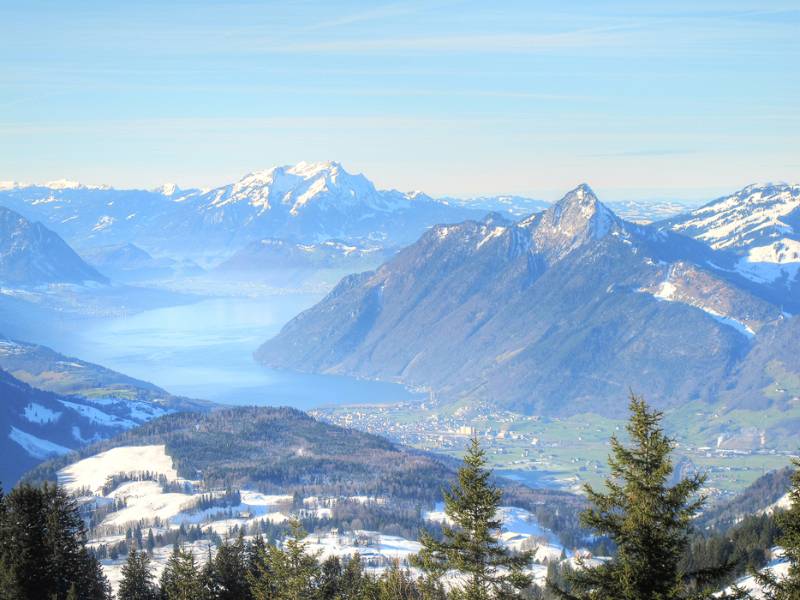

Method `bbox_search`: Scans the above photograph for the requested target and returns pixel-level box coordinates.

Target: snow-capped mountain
[0,206,107,285]
[257,184,795,417]
[664,183,800,291]
[0,162,483,256]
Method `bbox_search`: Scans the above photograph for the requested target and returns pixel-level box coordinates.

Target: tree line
[1,393,799,599]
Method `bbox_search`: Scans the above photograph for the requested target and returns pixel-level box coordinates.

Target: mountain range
[0,162,483,257]
[256,183,799,418]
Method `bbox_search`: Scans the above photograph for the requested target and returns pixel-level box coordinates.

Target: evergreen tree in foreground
[548,393,747,600]
[205,533,252,600]
[755,458,800,599]
[0,483,110,599]
[160,545,204,600]
[414,436,532,599]
[118,548,159,600]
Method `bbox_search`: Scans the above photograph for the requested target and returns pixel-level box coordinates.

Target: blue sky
[1,1,798,200]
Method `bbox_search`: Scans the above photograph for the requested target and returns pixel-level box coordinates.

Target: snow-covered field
[58,444,180,494]
[60,444,582,593]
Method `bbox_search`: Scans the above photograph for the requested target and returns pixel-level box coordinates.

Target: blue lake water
[36,294,422,410]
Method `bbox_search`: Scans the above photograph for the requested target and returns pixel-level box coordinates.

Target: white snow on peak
[673,183,800,250]
[286,160,342,179]
[44,179,84,190]
[201,161,410,217]
[477,225,507,249]
[156,183,180,196]
[9,426,71,459]
[640,267,756,338]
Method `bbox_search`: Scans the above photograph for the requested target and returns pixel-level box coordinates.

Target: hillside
[256,184,791,417]
[0,335,211,412]
[0,205,107,285]
[26,406,579,510]
[0,368,172,487]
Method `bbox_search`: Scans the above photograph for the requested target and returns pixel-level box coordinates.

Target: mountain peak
[530,184,621,260]
[285,160,344,178]
[155,183,180,196]
[548,183,617,234]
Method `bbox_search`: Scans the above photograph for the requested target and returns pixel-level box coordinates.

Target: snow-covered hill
[55,443,572,595]
[665,183,800,291]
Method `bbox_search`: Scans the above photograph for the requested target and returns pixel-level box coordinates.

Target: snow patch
[736,238,800,284]
[9,427,71,459]
[23,402,62,424]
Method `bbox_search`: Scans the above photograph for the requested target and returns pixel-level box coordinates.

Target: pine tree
[755,458,800,598]
[206,533,251,600]
[547,393,739,600]
[0,483,110,599]
[276,519,322,600]
[414,436,532,600]
[118,549,158,600]
[376,559,422,599]
[248,521,321,600]
[160,546,203,600]
[318,555,343,599]
[338,553,372,599]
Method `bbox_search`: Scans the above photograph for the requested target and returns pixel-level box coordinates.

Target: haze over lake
[33,293,422,409]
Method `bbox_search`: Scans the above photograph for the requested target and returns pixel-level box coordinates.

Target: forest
[0,395,797,599]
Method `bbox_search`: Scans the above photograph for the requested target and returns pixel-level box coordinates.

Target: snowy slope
[719,551,790,599]
[0,369,151,486]
[665,183,800,290]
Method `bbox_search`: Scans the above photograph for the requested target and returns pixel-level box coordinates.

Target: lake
[34,293,423,410]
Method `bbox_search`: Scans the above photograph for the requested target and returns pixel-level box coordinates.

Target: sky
[1,1,798,201]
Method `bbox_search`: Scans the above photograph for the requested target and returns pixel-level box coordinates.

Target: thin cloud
[302,1,428,32]
[248,28,632,55]
[585,149,696,158]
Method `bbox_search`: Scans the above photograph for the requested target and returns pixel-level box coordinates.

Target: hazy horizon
[2,1,798,200]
